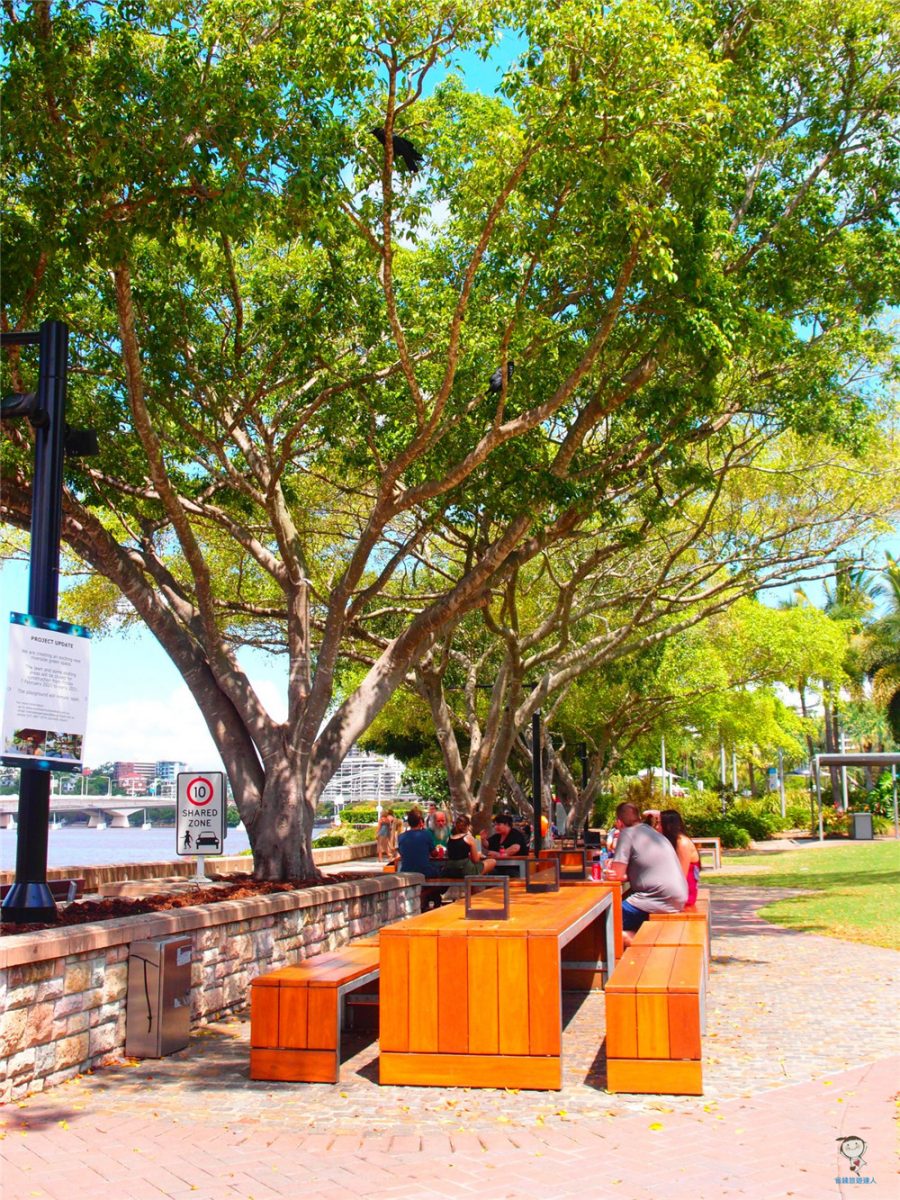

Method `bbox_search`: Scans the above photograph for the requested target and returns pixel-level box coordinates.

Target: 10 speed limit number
[176,771,226,857]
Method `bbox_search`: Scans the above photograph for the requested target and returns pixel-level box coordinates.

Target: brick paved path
[2,887,897,1199]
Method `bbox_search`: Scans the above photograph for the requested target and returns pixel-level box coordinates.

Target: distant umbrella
[487,361,515,394]
[370,126,423,173]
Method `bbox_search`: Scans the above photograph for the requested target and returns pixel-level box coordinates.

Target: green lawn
[709,840,900,950]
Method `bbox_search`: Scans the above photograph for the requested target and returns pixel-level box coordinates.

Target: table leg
[604,901,616,981]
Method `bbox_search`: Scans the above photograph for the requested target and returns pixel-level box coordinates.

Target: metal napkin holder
[464,875,510,919]
[540,847,588,880]
[526,857,560,893]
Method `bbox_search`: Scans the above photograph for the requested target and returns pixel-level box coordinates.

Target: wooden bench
[632,915,709,987]
[692,837,722,869]
[250,946,379,1083]
[1,878,84,904]
[650,888,711,956]
[605,938,705,1095]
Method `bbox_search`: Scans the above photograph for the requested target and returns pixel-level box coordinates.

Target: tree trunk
[822,696,841,800]
[249,754,320,880]
[502,765,528,813]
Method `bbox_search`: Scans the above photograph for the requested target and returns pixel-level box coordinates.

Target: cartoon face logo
[836,1135,867,1176]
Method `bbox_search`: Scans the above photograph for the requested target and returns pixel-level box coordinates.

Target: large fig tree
[2,1,897,877]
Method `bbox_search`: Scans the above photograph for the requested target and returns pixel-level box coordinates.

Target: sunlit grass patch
[710,841,900,950]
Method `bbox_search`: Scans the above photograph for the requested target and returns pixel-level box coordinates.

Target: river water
[0,823,333,871]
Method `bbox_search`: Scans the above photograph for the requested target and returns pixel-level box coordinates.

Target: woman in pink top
[660,809,701,906]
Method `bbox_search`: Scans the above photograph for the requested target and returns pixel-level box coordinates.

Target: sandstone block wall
[0,875,418,1102]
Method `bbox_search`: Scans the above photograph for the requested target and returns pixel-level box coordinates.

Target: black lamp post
[579,741,589,840]
[531,709,543,854]
[1,321,95,924]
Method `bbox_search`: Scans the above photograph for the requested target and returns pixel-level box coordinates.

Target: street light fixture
[0,322,96,923]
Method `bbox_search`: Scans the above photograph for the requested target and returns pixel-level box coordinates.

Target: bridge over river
[0,795,179,829]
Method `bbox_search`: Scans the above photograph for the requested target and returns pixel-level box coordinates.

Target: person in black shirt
[441,815,494,877]
[483,813,528,875]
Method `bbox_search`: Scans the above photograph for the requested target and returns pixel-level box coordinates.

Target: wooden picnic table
[378,881,619,1090]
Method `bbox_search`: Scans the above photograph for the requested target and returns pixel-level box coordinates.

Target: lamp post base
[1,882,58,925]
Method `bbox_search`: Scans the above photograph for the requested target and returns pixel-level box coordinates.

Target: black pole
[2,320,69,924]
[580,741,589,841]
[532,709,542,854]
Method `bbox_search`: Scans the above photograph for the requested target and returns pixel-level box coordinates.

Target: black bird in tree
[371,126,423,173]
[487,361,515,394]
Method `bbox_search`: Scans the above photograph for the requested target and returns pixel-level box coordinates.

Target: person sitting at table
[660,808,701,907]
[430,810,451,855]
[393,809,443,907]
[483,812,528,876]
[516,820,533,853]
[441,815,495,877]
[604,801,687,946]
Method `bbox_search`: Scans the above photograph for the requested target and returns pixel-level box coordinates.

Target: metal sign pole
[193,854,208,883]
[892,765,898,840]
[814,756,824,842]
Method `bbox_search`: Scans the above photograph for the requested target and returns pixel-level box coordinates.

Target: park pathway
[2,886,897,1200]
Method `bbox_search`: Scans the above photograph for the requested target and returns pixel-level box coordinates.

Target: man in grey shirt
[606,801,687,945]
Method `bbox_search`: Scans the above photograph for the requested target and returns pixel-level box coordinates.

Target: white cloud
[84,687,223,769]
[83,671,288,771]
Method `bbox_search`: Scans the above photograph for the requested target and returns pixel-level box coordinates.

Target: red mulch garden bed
[0,872,366,935]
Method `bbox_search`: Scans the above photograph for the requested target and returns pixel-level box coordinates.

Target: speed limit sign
[176,771,225,857]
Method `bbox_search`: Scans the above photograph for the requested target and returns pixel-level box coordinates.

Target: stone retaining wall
[0,874,418,1103]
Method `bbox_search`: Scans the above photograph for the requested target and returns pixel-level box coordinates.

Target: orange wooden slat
[632,922,666,946]
[437,932,469,1054]
[303,950,379,986]
[605,946,652,991]
[634,947,677,992]
[408,934,439,1053]
[527,935,561,1056]
[636,993,669,1058]
[467,936,499,1054]
[378,933,410,1053]
[606,1057,702,1095]
[668,946,703,994]
[250,981,280,1049]
[306,987,338,1050]
[498,937,530,1056]
[278,980,310,1050]
[250,1047,338,1084]
[604,992,637,1059]
[651,908,706,923]
[668,993,702,1060]
[380,1052,561,1091]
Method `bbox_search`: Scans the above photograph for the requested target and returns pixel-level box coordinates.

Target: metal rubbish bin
[126,936,192,1057]
[851,812,874,841]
